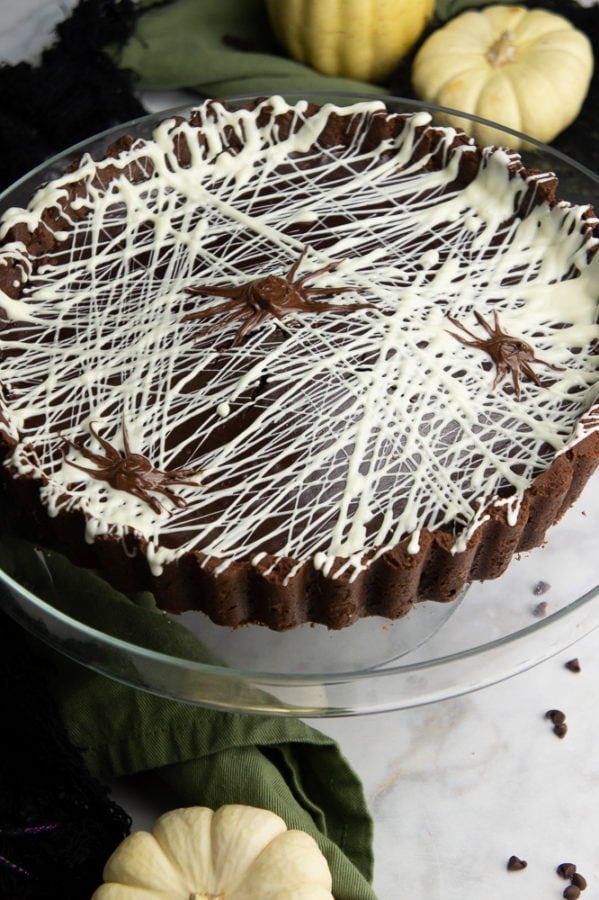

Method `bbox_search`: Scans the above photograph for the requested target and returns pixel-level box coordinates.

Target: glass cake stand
[0,96,598,716]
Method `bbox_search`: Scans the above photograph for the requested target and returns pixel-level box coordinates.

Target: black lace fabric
[0,6,141,893]
[0,609,131,899]
[0,0,145,193]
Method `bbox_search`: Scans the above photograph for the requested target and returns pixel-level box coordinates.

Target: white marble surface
[109,636,599,900]
[2,2,599,898]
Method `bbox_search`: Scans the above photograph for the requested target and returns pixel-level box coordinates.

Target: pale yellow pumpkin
[412,5,594,149]
[266,0,435,84]
[91,805,334,899]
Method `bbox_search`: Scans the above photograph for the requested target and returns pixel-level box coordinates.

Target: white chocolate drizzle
[0,97,597,581]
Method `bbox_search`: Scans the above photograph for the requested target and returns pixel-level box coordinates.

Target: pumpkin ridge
[505,56,587,128]
[209,805,289,895]
[477,71,522,133]
[516,33,591,58]
[152,808,215,895]
[522,44,594,70]
[419,63,489,104]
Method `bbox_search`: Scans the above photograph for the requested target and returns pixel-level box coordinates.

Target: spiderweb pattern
[0,97,598,579]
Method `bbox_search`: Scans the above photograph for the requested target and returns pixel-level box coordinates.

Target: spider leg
[154,484,189,508]
[186,285,244,299]
[62,458,114,480]
[182,297,246,322]
[163,479,201,491]
[296,258,340,287]
[520,361,542,387]
[336,299,374,312]
[59,435,82,455]
[537,356,565,374]
[303,285,367,296]
[165,467,203,481]
[509,366,523,400]
[286,247,309,282]
[301,298,374,315]
[231,309,267,345]
[491,362,509,394]
[152,469,202,490]
[446,314,482,343]
[88,421,123,460]
[120,412,132,457]
[191,308,254,345]
[446,330,481,348]
[60,436,115,469]
[474,310,496,336]
[128,484,164,515]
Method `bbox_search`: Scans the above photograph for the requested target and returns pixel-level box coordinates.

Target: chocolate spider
[60,417,202,514]
[182,248,373,346]
[446,309,564,399]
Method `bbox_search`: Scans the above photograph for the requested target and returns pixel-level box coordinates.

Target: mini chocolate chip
[565,658,581,673]
[507,855,527,871]
[553,722,568,738]
[563,885,581,899]
[533,600,548,617]
[571,873,587,890]
[557,862,577,879]
[533,580,551,595]
[545,709,566,726]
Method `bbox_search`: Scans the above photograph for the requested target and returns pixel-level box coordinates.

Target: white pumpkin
[266,0,435,84]
[91,805,334,899]
[412,5,594,148]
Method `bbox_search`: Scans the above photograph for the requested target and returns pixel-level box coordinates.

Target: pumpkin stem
[486,30,517,67]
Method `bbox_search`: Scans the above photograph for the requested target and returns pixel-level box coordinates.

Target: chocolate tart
[0,96,597,629]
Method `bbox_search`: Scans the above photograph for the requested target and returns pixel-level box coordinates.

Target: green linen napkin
[114,0,389,99]
[0,533,377,900]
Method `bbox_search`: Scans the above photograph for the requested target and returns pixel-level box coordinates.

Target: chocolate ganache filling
[0,96,598,628]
